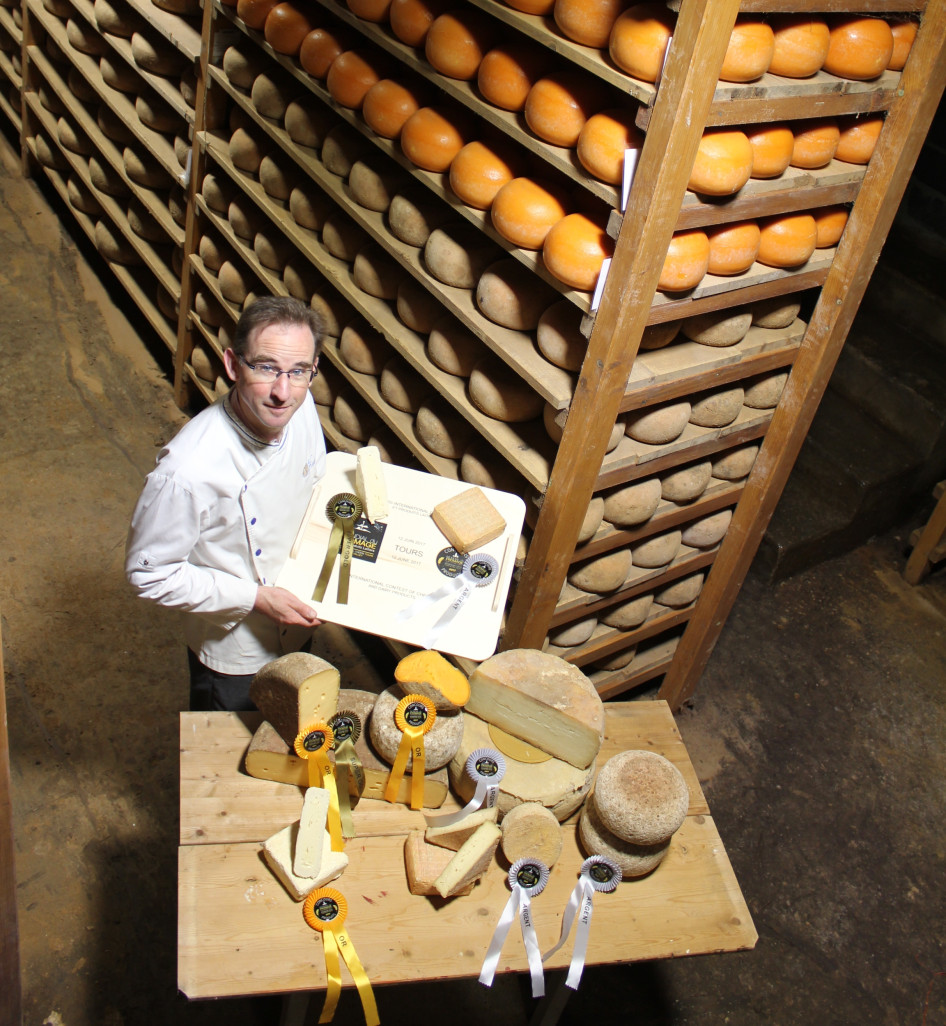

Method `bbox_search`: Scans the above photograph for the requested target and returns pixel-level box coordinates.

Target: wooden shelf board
[552,603,694,668]
[188,309,228,363]
[0,83,21,131]
[589,634,681,700]
[126,0,202,62]
[184,363,218,403]
[0,6,21,43]
[671,0,925,10]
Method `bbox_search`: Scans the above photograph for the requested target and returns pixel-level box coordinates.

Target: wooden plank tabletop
[178,705,756,998]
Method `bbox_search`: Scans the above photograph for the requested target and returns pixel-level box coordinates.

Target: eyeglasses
[237,353,318,386]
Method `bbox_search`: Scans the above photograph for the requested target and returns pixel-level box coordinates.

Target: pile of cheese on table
[245,646,689,901]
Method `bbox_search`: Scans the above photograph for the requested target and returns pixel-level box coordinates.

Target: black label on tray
[435,546,465,579]
[352,517,386,563]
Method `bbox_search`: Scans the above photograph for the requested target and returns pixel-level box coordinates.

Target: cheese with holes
[425,806,498,851]
[262,822,348,901]
[433,820,501,898]
[356,445,389,522]
[292,784,330,878]
[249,652,341,747]
[404,831,475,896]
[431,487,505,553]
[466,650,604,769]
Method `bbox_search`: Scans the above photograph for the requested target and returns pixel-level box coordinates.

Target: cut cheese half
[394,650,470,711]
[249,652,341,747]
[262,822,349,901]
[433,820,501,898]
[425,806,498,851]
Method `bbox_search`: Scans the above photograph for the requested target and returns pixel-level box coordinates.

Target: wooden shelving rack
[3,0,944,708]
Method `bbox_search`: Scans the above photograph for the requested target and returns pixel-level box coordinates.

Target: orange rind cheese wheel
[790,118,839,169]
[263,3,315,55]
[835,115,882,164]
[688,129,753,196]
[746,123,794,179]
[425,9,493,80]
[720,18,774,83]
[449,139,522,210]
[757,213,817,268]
[491,177,570,250]
[363,78,423,138]
[346,0,392,22]
[554,0,627,48]
[768,15,829,78]
[823,17,893,81]
[577,107,644,185]
[609,4,674,84]
[401,106,469,171]
[888,19,917,71]
[542,213,614,291]
[706,220,760,276]
[524,72,607,149]
[813,205,848,248]
[300,27,356,79]
[326,49,385,109]
[389,0,448,45]
[503,0,554,14]
[658,230,709,293]
[236,0,278,29]
[477,42,545,112]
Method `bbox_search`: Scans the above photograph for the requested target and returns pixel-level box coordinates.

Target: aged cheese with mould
[433,820,502,898]
[689,387,744,428]
[568,548,632,594]
[356,445,389,522]
[578,798,670,878]
[249,652,341,747]
[431,487,505,552]
[631,530,681,569]
[262,822,348,901]
[404,831,475,896]
[500,802,562,866]
[466,650,604,769]
[661,461,712,503]
[369,687,464,771]
[450,712,595,819]
[593,749,688,844]
[600,593,654,630]
[292,784,330,878]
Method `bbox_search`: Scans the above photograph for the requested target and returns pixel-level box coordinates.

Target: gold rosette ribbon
[328,710,365,839]
[303,888,379,1026]
[294,723,344,853]
[382,694,436,810]
[312,493,363,605]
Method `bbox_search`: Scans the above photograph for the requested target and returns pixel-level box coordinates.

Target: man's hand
[253,586,321,627]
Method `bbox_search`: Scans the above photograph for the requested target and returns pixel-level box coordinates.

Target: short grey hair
[231,296,324,360]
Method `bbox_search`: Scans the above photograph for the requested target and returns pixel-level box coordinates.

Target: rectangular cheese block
[433,821,501,899]
[262,823,348,902]
[431,487,505,554]
[403,831,474,897]
[249,653,340,747]
[425,806,499,852]
[293,785,330,878]
[356,445,389,523]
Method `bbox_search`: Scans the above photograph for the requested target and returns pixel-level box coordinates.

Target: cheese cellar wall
[6,0,944,708]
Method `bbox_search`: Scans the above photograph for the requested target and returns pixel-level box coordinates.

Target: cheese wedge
[425,806,499,851]
[249,652,341,747]
[403,831,475,897]
[262,823,348,901]
[433,821,501,899]
[356,445,389,522]
[394,650,471,711]
[293,785,330,878]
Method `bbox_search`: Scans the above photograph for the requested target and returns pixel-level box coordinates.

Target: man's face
[223,322,317,443]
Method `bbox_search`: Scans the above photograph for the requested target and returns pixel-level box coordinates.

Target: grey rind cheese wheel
[194,290,226,328]
[321,214,369,263]
[389,189,449,247]
[251,72,295,121]
[599,593,653,630]
[369,687,463,771]
[660,461,712,503]
[66,17,107,55]
[321,125,368,177]
[131,30,186,76]
[681,309,752,347]
[89,155,127,197]
[311,293,352,339]
[260,153,295,201]
[593,749,689,845]
[57,117,91,155]
[396,279,441,333]
[579,798,671,877]
[602,478,661,528]
[689,387,744,428]
[751,296,800,329]
[743,371,787,409]
[339,320,389,375]
[228,198,263,240]
[712,444,759,480]
[70,67,99,103]
[100,54,140,92]
[136,94,178,133]
[217,260,249,304]
[592,645,636,671]
[426,316,479,377]
[229,127,266,174]
[577,496,604,544]
[349,160,405,212]
[536,300,585,371]
[476,259,556,331]
[283,260,317,301]
[654,572,704,608]
[449,712,595,821]
[123,147,167,188]
[334,393,378,442]
[469,359,543,423]
[425,225,498,289]
[223,46,266,91]
[253,231,292,271]
[415,400,473,459]
[568,548,632,594]
[625,401,691,444]
[631,530,681,569]
[285,98,335,148]
[681,510,732,548]
[352,243,404,299]
[66,177,101,216]
[94,0,139,36]
[202,173,230,213]
[290,186,333,231]
[548,616,597,647]
[639,320,680,351]
[380,357,430,413]
[501,803,563,867]
[94,220,138,264]
[127,200,165,243]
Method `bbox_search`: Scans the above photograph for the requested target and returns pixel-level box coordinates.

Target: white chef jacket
[125,391,326,674]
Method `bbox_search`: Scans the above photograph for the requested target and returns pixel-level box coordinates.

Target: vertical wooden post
[0,615,23,1026]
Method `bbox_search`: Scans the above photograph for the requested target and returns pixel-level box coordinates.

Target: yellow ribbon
[383,694,436,810]
[329,711,366,840]
[303,889,379,1026]
[313,494,362,605]
[294,724,344,853]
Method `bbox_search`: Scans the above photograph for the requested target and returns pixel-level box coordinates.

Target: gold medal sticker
[303,888,348,933]
[293,722,334,759]
[328,711,362,748]
[394,694,436,735]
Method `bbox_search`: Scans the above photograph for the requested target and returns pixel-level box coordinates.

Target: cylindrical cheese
[689,387,744,428]
[568,548,632,593]
[660,461,712,503]
[631,530,681,568]
[680,511,732,549]
[468,358,544,423]
[602,478,661,528]
[593,749,689,845]
[625,401,691,444]
[369,687,464,771]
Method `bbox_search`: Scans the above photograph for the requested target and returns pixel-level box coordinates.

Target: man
[126,295,326,711]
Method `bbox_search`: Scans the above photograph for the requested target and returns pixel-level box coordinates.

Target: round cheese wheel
[448,139,521,210]
[450,712,595,821]
[347,0,391,22]
[425,224,498,289]
[477,42,545,112]
[252,71,297,120]
[135,94,178,133]
[600,592,653,629]
[152,0,201,13]
[768,15,829,78]
[299,26,355,78]
[389,188,449,247]
[640,321,680,350]
[131,30,186,76]
[88,154,126,196]
[835,115,882,164]
[66,177,101,216]
[577,108,645,185]
[348,159,404,212]
[195,290,226,328]
[95,103,134,146]
[427,316,480,376]
[720,18,774,82]
[321,213,369,262]
[217,260,249,304]
[712,444,759,480]
[228,127,266,174]
[548,615,599,650]
[389,0,448,45]
[501,802,564,866]
[415,398,474,458]
[536,301,585,371]
[95,220,139,263]
[190,345,217,383]
[524,72,606,148]
[812,205,848,248]
[282,259,318,301]
[656,570,705,607]
[888,19,917,71]
[602,478,661,528]
[592,646,637,672]
[380,356,430,413]
[340,319,390,374]
[370,688,464,771]
[169,187,188,228]
[609,3,674,83]
[660,461,711,502]
[791,119,840,169]
[289,185,333,230]
[505,0,554,12]
[461,444,526,498]
[223,46,265,90]
[70,67,100,103]
[543,213,614,292]
[397,279,442,332]
[311,293,352,338]
[253,230,292,271]
[367,427,411,464]
[569,548,632,593]
[326,49,384,109]
[757,213,817,268]
[353,243,405,299]
[689,386,744,428]
[578,496,605,544]
[625,400,691,444]
[689,129,753,196]
[43,0,74,15]
[95,0,139,35]
[823,17,893,81]
[491,177,569,251]
[476,258,557,330]
[67,17,107,55]
[362,79,423,139]
[746,123,794,178]
[310,369,338,406]
[542,407,623,452]
[751,296,801,328]
[401,106,469,171]
[631,529,680,568]
[425,9,492,80]
[236,0,278,28]
[682,505,734,547]
[321,125,369,176]
[57,117,91,155]
[554,0,625,47]
[594,749,688,845]
[285,98,335,149]
[334,392,378,441]
[100,54,140,92]
[658,231,709,293]
[743,371,788,409]
[259,153,294,200]
[706,220,761,276]
[469,357,544,422]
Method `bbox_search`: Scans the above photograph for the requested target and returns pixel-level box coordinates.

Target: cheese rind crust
[249,652,341,747]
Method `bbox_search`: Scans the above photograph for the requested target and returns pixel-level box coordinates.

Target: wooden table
[178,703,756,999]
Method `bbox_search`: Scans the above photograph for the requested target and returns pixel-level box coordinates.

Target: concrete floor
[2,127,946,1026]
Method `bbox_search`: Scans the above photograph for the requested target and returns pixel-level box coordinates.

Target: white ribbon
[396,553,498,646]
[480,859,549,998]
[542,856,621,990]
[424,748,505,827]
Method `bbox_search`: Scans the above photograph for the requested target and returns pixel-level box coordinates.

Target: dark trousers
[187,649,257,712]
